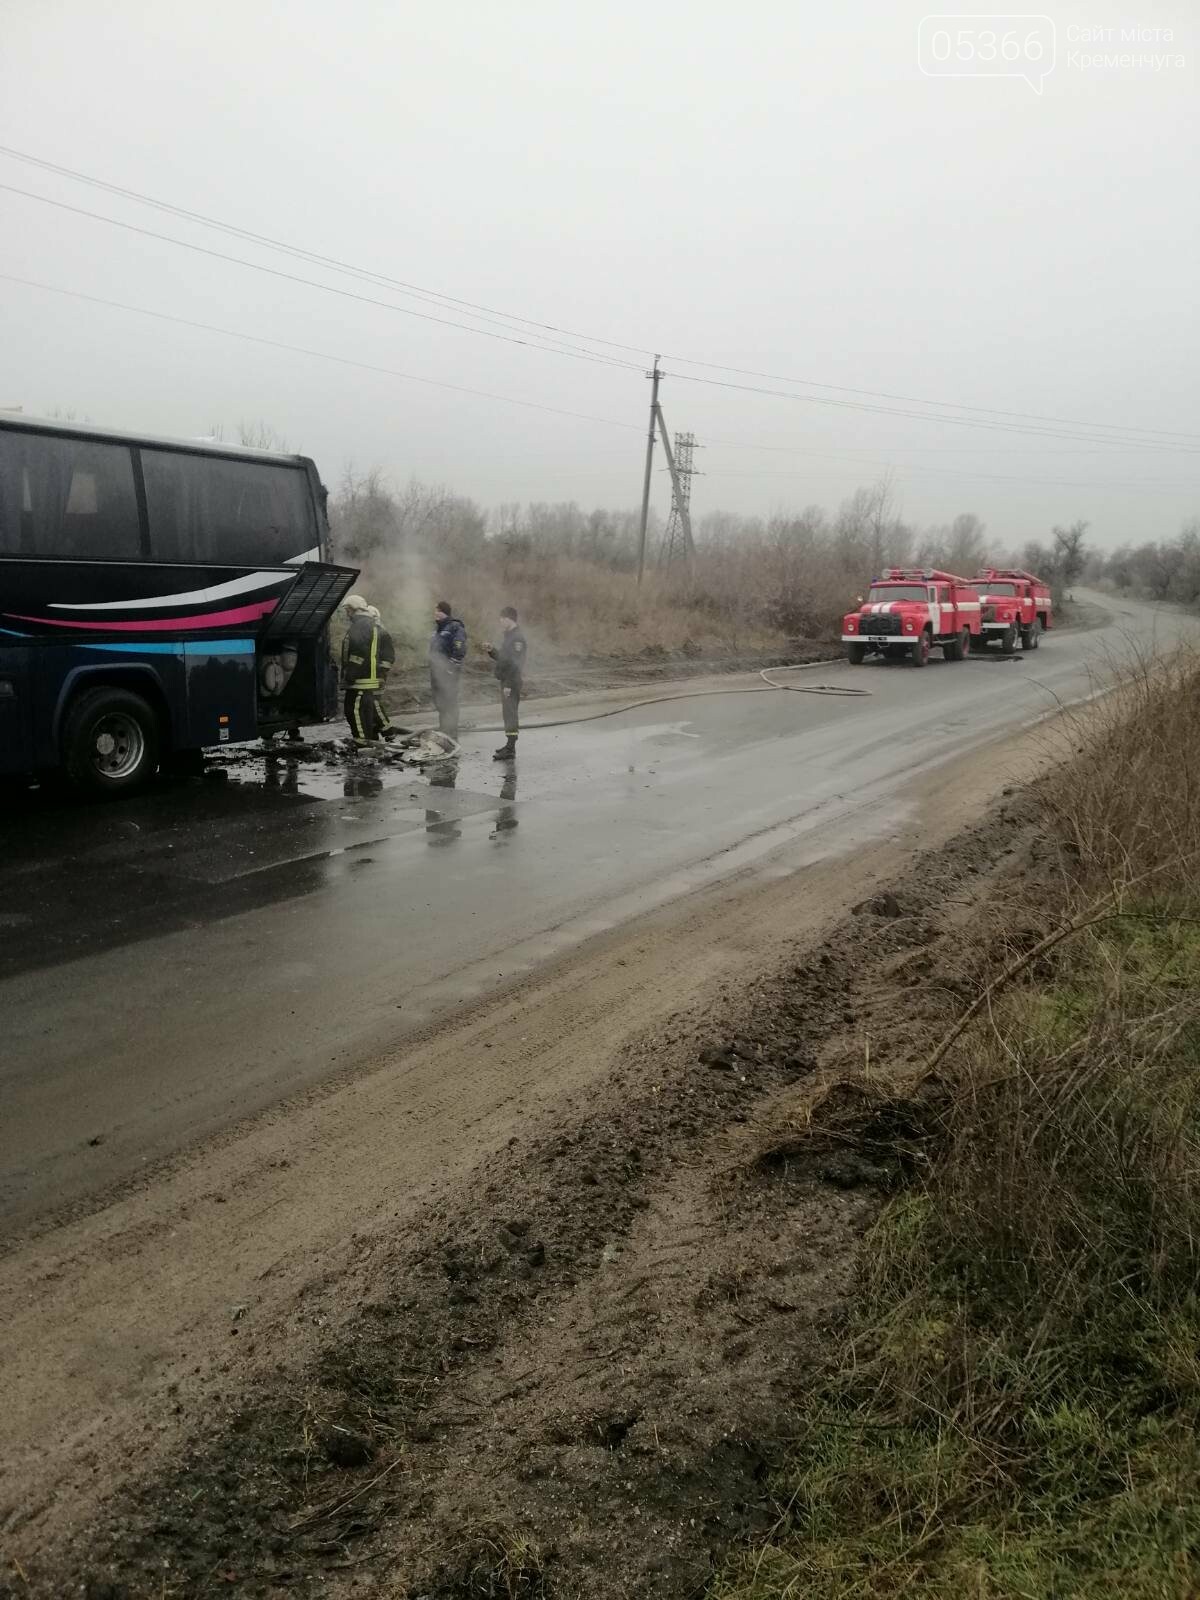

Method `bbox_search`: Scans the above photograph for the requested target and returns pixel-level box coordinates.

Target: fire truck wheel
[63,685,161,795]
[1001,624,1018,654]
[1022,618,1041,650]
[911,630,931,667]
[846,642,866,665]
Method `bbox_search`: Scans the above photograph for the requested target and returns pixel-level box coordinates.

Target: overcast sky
[2,0,1195,548]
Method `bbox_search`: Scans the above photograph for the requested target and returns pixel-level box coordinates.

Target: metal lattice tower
[660,430,697,568]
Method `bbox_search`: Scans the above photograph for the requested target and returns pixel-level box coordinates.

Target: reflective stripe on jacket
[342,613,393,689]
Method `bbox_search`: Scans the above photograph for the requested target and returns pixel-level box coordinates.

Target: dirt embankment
[6,780,1059,1600]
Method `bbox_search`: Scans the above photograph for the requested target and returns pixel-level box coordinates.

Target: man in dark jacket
[485,605,526,761]
[429,600,467,738]
[341,593,396,747]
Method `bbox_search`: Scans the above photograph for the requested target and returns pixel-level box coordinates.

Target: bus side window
[0,430,139,559]
[143,448,316,566]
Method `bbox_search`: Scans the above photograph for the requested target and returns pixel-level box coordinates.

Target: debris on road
[206,727,460,781]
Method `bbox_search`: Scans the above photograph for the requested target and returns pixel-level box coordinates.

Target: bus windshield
[868,585,927,601]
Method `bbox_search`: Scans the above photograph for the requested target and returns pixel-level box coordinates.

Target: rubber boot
[493,737,517,762]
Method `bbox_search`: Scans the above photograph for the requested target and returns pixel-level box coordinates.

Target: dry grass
[328,474,881,665]
[350,550,813,673]
[406,1524,549,1598]
[329,467,1077,666]
[1044,643,1200,894]
[712,645,1200,1599]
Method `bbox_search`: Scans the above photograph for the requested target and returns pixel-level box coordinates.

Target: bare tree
[1051,519,1088,591]
[866,469,899,572]
[947,512,987,573]
[1104,544,1135,591]
[1175,520,1200,605]
[1021,540,1055,580]
[329,466,400,563]
[917,511,986,573]
[240,420,288,451]
[1131,540,1184,601]
[205,419,290,451]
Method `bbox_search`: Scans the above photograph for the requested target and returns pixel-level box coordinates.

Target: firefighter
[366,605,399,740]
[485,605,526,761]
[429,600,467,739]
[341,593,395,747]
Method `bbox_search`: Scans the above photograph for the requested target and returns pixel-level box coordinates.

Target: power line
[2,141,1196,447]
[699,431,1197,466]
[0,141,655,360]
[664,368,1200,455]
[0,182,646,376]
[660,352,1200,444]
[3,273,1193,499]
[0,273,643,436]
[7,168,1178,454]
[702,464,1192,493]
[701,435,1150,457]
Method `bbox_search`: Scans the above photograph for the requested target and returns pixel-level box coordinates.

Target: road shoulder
[2,711,1071,1593]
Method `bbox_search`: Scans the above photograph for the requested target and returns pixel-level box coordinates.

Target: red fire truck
[842,570,982,667]
[971,569,1053,652]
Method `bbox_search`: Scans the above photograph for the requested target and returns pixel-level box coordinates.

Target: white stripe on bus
[50,570,298,612]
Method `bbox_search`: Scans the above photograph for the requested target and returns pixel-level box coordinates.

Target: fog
[1,0,1195,548]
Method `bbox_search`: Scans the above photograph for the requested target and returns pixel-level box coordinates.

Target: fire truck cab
[842,569,982,668]
[970,569,1053,652]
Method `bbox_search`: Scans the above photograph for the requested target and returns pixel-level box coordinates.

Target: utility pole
[636,356,662,586]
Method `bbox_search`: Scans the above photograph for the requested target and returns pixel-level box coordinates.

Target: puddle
[211,738,457,803]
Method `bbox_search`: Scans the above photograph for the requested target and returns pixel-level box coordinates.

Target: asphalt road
[0,594,1190,1234]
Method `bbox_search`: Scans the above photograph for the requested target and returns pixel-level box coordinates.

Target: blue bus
[0,415,358,794]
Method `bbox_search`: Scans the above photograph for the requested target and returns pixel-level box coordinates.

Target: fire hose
[459,665,871,735]
[250,666,870,764]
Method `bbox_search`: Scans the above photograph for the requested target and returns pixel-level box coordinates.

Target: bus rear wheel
[64,687,160,795]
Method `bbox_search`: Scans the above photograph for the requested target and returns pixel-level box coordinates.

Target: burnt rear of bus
[0,417,357,793]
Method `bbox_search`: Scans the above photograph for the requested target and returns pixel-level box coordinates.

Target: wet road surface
[0,596,1191,1232]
